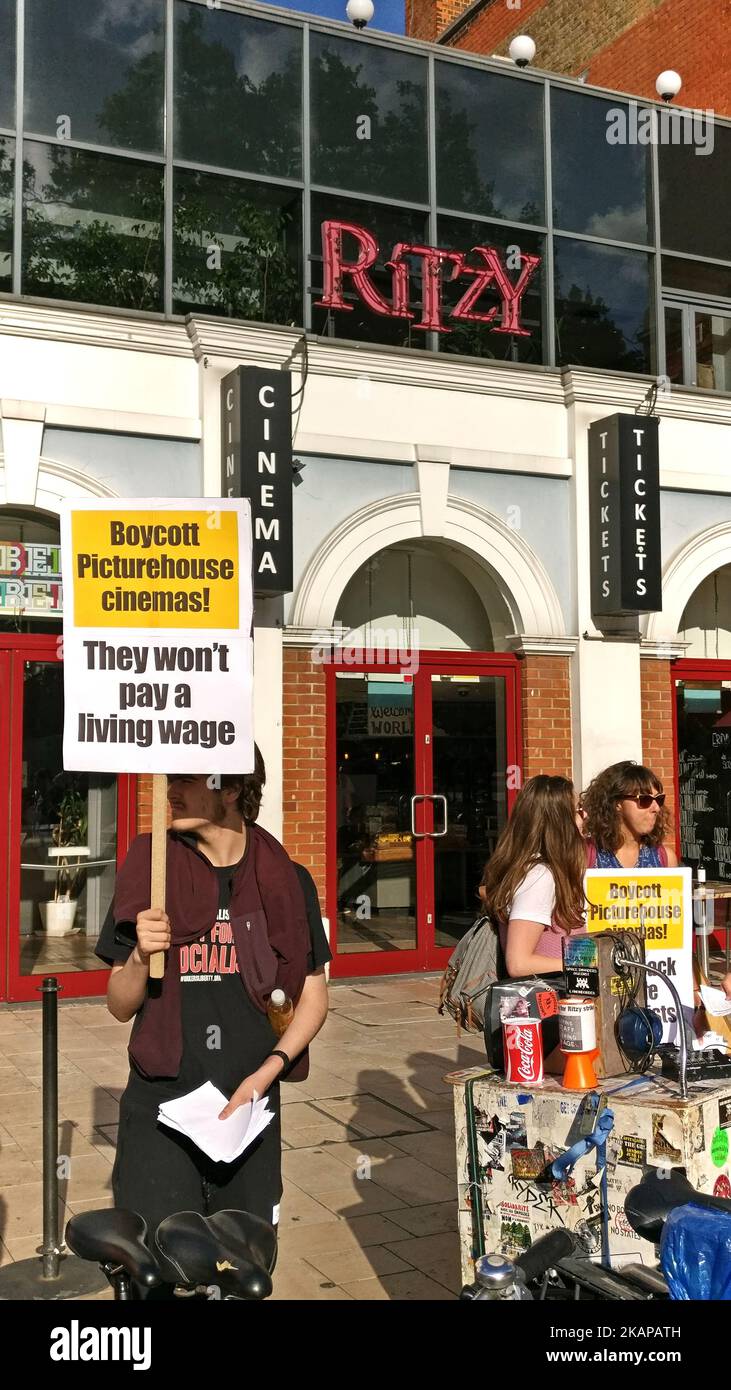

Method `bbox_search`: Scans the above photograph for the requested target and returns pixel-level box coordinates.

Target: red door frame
[326,650,521,978]
[671,657,731,951]
[1,633,136,1003]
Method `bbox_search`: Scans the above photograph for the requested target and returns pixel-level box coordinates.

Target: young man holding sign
[96,751,330,1284]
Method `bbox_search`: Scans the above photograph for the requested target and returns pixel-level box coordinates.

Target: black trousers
[113,1084,282,1291]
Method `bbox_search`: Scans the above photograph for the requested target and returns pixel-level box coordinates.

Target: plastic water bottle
[267,988,294,1037]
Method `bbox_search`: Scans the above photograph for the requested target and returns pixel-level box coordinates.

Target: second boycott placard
[60,498,254,774]
[584,867,694,1044]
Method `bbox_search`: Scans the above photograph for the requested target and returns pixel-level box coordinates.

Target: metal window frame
[6,0,731,374]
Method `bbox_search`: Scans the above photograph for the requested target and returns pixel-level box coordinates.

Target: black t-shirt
[96,855,331,1109]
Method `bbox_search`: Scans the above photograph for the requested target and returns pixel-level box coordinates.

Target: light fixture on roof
[508,35,536,68]
[656,69,682,101]
[346,0,374,29]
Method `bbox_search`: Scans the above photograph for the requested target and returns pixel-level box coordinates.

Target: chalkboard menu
[676,680,731,881]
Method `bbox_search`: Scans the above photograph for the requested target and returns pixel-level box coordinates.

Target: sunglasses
[625,793,666,809]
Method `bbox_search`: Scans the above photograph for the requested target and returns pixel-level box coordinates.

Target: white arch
[290,492,566,637]
[0,454,118,513]
[645,522,731,642]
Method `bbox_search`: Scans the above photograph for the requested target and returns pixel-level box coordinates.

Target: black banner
[588,413,661,618]
[220,366,293,596]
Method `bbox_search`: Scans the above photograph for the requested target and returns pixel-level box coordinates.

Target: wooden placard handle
[149,773,168,980]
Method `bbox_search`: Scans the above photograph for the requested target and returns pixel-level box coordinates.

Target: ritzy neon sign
[315,220,541,337]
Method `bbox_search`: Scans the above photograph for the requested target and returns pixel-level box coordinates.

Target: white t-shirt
[508,863,557,927]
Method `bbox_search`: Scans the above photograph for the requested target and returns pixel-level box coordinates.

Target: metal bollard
[40,977,61,1279]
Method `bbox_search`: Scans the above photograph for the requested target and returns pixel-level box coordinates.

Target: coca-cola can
[503,1017,544,1085]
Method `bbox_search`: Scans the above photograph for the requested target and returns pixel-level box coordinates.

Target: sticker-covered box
[448,1067,731,1284]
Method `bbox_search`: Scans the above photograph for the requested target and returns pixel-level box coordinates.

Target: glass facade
[1,0,728,383]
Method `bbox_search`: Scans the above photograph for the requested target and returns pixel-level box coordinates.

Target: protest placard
[584,867,694,1044]
[60,498,254,980]
[60,499,253,775]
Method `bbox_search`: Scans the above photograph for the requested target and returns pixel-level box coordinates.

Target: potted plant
[39,788,89,937]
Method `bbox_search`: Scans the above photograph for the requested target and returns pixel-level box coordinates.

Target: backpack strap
[658,843,668,867]
[585,840,597,868]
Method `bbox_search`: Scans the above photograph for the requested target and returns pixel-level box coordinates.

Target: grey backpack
[438,914,504,1033]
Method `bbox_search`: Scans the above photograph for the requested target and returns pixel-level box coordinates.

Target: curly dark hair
[221,744,266,825]
[581,761,670,853]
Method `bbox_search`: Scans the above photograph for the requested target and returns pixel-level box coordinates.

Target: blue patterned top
[595,843,665,868]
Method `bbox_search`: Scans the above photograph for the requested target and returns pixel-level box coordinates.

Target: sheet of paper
[157,1082,275,1163]
[700,984,731,1018]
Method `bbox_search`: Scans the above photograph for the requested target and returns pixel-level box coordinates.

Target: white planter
[39,900,78,937]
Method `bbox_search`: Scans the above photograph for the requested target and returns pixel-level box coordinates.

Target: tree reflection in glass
[173,170,302,323]
[311,34,427,204]
[22,141,163,311]
[554,239,654,374]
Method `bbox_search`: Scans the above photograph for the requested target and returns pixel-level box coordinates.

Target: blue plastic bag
[660,1202,731,1300]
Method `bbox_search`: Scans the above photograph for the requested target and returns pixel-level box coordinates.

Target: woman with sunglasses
[581,761,678,869]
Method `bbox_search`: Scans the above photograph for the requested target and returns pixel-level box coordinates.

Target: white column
[567,398,643,790]
[1,400,46,505]
[253,599,283,840]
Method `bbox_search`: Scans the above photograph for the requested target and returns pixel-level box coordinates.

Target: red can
[503,1017,544,1085]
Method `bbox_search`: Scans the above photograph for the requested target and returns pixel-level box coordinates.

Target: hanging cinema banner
[588,413,662,618]
[221,365,293,597]
[315,220,541,336]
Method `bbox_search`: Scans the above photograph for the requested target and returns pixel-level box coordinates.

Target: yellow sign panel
[584,872,685,951]
[71,510,239,629]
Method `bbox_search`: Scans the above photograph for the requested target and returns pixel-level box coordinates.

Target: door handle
[410,794,448,839]
[411,794,428,839]
[431,794,448,838]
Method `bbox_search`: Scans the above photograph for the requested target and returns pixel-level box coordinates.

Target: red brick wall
[407,0,469,42]
[520,653,573,781]
[136,774,154,834]
[417,0,730,117]
[282,646,327,908]
[640,658,677,833]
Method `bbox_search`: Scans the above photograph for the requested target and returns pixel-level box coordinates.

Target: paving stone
[387,1201,459,1238]
[305,1243,412,1283]
[384,1231,462,1292]
[270,1256,354,1301]
[342,1269,454,1300]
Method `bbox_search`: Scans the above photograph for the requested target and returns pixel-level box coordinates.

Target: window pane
[22,142,163,312]
[0,0,16,129]
[554,238,654,373]
[695,311,731,392]
[437,216,545,363]
[173,170,302,322]
[0,135,13,291]
[310,194,429,348]
[436,63,544,224]
[24,0,165,154]
[664,305,684,383]
[174,2,302,178]
[660,122,731,261]
[676,680,731,880]
[551,89,652,244]
[662,255,731,301]
[310,32,427,204]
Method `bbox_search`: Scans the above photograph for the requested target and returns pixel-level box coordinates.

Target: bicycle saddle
[65,1209,162,1288]
[154,1209,277,1299]
[624,1168,698,1243]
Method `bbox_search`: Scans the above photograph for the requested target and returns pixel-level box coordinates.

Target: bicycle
[65,1207,277,1301]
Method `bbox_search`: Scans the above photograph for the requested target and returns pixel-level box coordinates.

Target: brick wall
[640,658,677,837]
[414,0,731,116]
[136,774,154,834]
[520,653,573,782]
[282,646,327,909]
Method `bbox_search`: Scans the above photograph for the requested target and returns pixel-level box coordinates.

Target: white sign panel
[60,498,254,774]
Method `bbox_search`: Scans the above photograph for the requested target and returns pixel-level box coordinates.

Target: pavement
[0,974,485,1300]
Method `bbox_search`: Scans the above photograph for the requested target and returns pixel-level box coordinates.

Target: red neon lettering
[388,243,462,332]
[316,220,397,318]
[478,248,541,336]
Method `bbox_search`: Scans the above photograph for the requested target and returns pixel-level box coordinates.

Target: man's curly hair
[221,744,266,825]
[581,760,670,853]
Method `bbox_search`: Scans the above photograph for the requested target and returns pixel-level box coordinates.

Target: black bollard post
[0,977,108,1299]
[40,977,61,1280]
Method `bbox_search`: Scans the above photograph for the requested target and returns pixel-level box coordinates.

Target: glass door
[4,637,134,1002]
[328,654,519,976]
